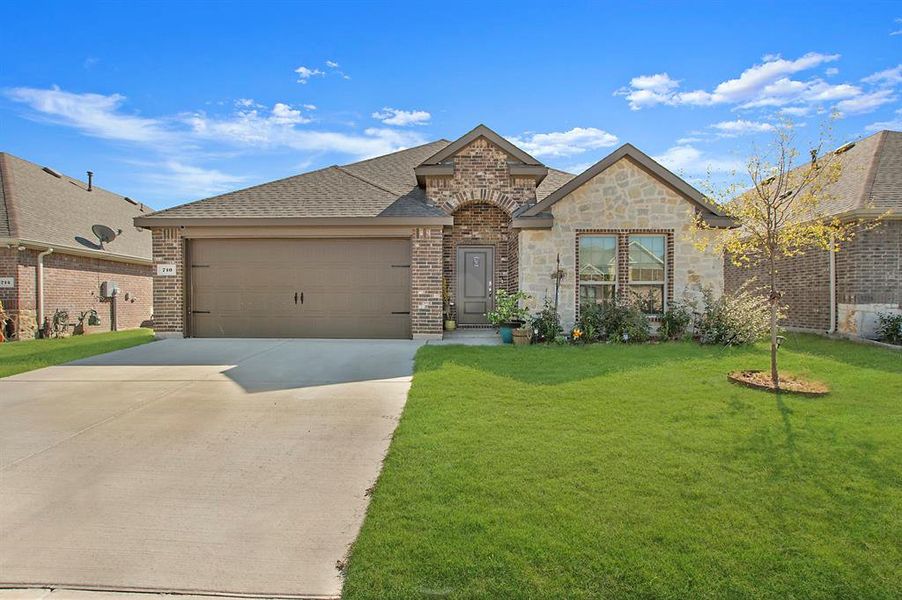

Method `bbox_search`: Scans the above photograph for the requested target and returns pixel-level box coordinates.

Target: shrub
[695,285,770,346]
[530,298,562,343]
[595,297,650,343]
[575,302,605,342]
[875,312,902,345]
[659,300,693,341]
[486,290,530,327]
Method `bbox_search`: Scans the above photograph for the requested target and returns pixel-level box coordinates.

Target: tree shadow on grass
[415,342,760,387]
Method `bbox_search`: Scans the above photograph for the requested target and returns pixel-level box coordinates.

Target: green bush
[695,285,770,346]
[486,289,531,327]
[575,302,605,342]
[875,312,902,345]
[530,298,563,343]
[659,300,693,341]
[595,298,651,343]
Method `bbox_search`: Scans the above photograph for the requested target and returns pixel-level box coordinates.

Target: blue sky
[1,1,900,209]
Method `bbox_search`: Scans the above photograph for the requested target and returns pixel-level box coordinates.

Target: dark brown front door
[188,238,411,339]
[456,246,494,325]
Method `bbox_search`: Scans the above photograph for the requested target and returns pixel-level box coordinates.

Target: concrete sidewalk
[0,338,422,599]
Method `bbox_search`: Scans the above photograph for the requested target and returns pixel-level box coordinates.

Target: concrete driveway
[0,338,422,599]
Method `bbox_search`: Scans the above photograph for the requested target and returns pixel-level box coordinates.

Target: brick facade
[441,204,515,322]
[427,137,538,325]
[151,227,185,335]
[0,246,152,340]
[411,226,444,338]
[724,220,901,336]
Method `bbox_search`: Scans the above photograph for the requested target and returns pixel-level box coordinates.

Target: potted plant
[512,325,532,345]
[442,277,456,331]
[486,289,531,343]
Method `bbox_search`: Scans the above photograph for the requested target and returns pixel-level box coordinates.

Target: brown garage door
[188,238,411,339]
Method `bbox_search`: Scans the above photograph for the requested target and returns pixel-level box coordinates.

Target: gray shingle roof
[0,152,152,260]
[141,137,576,223]
[144,141,452,220]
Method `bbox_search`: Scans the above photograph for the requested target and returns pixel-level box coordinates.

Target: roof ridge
[859,130,888,210]
[0,152,19,237]
[341,139,450,168]
[333,165,402,196]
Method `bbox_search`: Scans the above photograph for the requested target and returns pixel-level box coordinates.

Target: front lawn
[344,334,901,599]
[0,328,155,378]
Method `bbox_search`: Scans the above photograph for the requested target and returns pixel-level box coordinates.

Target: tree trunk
[769,299,779,389]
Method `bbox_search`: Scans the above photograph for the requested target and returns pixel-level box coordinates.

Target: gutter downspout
[828,234,836,334]
[36,247,53,330]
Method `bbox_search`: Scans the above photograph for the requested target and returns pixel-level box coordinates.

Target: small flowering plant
[571,327,584,344]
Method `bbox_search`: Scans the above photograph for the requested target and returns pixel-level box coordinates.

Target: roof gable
[521,143,731,226]
[416,124,544,167]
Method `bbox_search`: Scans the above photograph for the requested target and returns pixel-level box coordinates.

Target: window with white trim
[578,235,617,309]
[628,234,666,315]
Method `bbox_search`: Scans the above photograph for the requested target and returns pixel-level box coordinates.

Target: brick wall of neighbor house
[836,220,902,337]
[724,221,902,337]
[10,249,152,338]
[0,247,19,337]
[724,249,832,331]
[411,226,443,337]
[151,227,185,335]
[441,204,514,322]
[426,137,538,324]
[519,158,724,329]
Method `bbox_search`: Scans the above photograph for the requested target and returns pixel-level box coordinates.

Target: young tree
[694,119,872,389]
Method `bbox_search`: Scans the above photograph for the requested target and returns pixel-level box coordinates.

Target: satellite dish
[92,224,118,248]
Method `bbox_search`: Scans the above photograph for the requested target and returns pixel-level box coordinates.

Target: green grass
[343,334,901,599]
[0,328,155,378]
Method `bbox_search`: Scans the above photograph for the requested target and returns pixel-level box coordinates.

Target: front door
[456,246,494,325]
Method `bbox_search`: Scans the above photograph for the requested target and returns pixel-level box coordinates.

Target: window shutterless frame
[578,235,617,310]
[627,234,667,315]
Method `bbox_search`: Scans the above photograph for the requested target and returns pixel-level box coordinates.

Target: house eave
[511,216,554,229]
[0,237,153,265]
[134,215,454,228]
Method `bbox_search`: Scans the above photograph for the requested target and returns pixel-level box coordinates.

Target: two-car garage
[187,238,412,339]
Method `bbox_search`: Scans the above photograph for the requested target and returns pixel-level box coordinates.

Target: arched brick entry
[442,202,518,324]
[437,189,521,215]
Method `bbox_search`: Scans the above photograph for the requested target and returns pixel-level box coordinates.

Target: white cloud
[676,136,704,144]
[862,64,902,86]
[654,144,743,176]
[507,127,619,158]
[865,108,902,131]
[294,66,325,84]
[371,107,431,126]
[325,60,340,68]
[780,106,811,117]
[709,119,775,136]
[270,102,311,124]
[825,67,839,76]
[616,52,865,112]
[5,86,172,143]
[835,89,897,115]
[136,160,249,199]
[892,18,902,36]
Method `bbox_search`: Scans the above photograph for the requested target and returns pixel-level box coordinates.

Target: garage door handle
[294,292,298,305]
[300,292,304,304]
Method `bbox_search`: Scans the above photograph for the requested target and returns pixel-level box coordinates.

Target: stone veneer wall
[411,226,444,337]
[151,227,185,335]
[519,158,724,329]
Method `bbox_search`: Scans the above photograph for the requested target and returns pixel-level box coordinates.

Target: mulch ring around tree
[728,370,830,396]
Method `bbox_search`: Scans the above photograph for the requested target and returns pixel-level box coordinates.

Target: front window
[579,235,617,310]
[629,235,666,314]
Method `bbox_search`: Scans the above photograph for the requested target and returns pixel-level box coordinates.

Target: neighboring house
[724,129,901,339]
[134,124,732,339]
[0,152,153,339]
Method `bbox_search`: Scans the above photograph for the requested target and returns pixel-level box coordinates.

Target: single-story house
[724,129,901,339]
[0,152,153,339]
[134,124,733,339]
